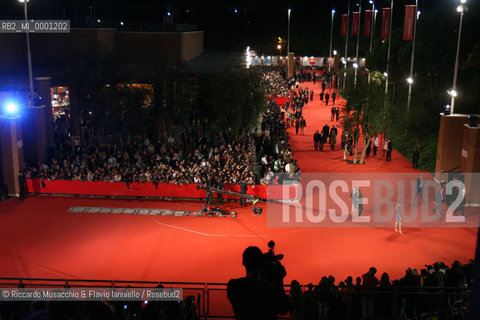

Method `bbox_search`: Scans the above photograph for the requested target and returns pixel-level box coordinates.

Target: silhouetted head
[369,267,377,275]
[242,246,263,273]
[268,240,275,249]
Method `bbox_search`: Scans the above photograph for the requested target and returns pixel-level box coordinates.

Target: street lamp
[287,8,291,77]
[18,0,34,97]
[329,9,335,72]
[354,1,362,88]
[450,1,467,114]
[343,1,351,90]
[406,0,419,115]
[277,44,282,57]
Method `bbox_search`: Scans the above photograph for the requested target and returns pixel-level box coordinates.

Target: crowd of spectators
[25,120,256,187]
[262,69,290,98]
[256,70,301,184]
[287,260,474,320]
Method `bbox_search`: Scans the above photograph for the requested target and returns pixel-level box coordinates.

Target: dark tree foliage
[196,69,267,130]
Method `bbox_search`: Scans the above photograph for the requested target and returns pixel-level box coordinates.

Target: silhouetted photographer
[227,244,288,320]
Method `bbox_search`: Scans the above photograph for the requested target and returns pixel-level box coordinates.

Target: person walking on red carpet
[300,117,306,135]
[331,106,336,121]
[332,91,337,105]
[314,130,321,150]
[386,139,393,161]
[395,202,403,234]
[325,92,330,106]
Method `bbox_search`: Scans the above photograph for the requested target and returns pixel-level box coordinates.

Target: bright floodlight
[333,50,337,55]
[332,9,336,14]
[234,9,238,13]
[369,0,374,4]
[288,9,291,14]
[120,21,124,25]
[448,89,458,97]
[457,5,464,12]
[18,0,30,3]
[167,11,171,16]
[383,72,388,77]
[461,0,466,3]
[277,44,281,49]
[5,102,19,115]
[407,77,414,84]
[353,63,358,68]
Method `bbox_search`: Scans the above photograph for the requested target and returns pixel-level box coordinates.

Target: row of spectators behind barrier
[227,242,474,320]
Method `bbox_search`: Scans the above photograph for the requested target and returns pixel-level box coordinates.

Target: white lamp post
[329,9,335,72]
[450,1,467,114]
[354,1,362,88]
[406,0,419,115]
[19,0,34,97]
[343,1,351,90]
[369,0,375,53]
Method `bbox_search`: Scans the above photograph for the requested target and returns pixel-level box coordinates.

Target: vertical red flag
[341,14,348,36]
[403,5,416,41]
[351,12,359,36]
[381,8,391,40]
[364,10,373,37]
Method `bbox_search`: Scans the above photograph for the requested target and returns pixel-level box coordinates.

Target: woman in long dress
[394,202,403,234]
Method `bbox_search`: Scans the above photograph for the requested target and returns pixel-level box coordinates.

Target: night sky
[0,0,478,55]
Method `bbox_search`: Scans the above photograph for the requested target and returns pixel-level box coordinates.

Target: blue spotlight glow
[4,102,19,116]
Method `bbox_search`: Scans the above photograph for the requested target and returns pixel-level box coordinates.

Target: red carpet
[0,75,477,317]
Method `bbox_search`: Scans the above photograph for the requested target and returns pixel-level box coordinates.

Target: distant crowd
[24,69,301,187]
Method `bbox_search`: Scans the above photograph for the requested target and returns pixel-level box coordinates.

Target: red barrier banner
[341,14,348,36]
[25,179,297,200]
[364,10,373,37]
[403,5,416,41]
[381,8,391,40]
[351,12,359,36]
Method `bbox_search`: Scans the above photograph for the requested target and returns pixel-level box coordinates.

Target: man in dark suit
[217,180,225,204]
[412,148,420,169]
[313,130,320,150]
[18,170,25,200]
[322,124,330,145]
[239,179,248,207]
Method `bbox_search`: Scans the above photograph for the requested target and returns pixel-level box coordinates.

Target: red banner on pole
[381,8,391,40]
[351,12,359,36]
[364,10,373,37]
[341,14,348,36]
[403,5,416,41]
